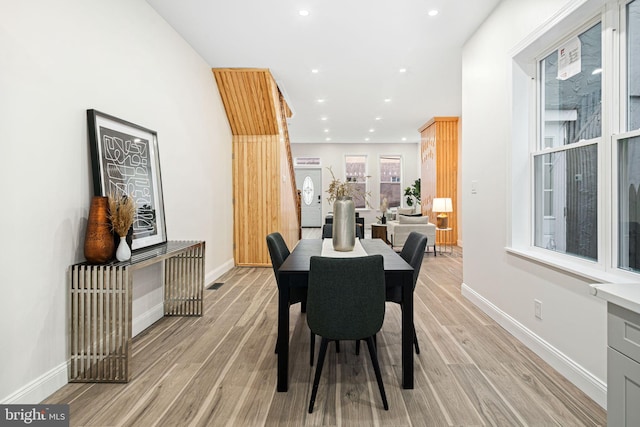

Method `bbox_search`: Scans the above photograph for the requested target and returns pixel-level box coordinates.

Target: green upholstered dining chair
[266,232,310,355]
[355,230,427,357]
[306,255,389,413]
[389,231,427,354]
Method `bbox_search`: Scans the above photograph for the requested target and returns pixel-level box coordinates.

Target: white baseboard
[132,303,165,337]
[461,283,607,409]
[205,258,234,287]
[1,362,68,404]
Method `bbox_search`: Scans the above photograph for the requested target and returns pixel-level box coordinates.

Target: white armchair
[386,215,437,255]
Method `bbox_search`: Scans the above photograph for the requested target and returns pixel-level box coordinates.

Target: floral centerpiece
[326,166,371,206]
[326,167,370,251]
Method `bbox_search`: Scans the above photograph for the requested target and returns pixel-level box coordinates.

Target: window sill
[505,246,634,284]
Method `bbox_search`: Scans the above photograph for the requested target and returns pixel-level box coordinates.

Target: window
[511,0,640,279]
[618,132,640,272]
[379,155,401,208]
[628,0,640,130]
[618,0,640,273]
[533,23,601,261]
[345,155,368,208]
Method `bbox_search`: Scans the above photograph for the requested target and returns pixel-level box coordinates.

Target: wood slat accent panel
[233,135,281,266]
[213,68,280,136]
[419,117,459,245]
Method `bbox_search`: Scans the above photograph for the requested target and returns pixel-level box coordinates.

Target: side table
[371,223,391,245]
[436,228,453,254]
[68,240,205,382]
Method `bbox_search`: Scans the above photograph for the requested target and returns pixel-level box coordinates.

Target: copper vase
[84,196,115,263]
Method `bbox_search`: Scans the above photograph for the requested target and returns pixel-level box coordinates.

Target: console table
[68,240,205,382]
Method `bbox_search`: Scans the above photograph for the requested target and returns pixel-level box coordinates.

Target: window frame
[378,154,403,209]
[532,18,603,263]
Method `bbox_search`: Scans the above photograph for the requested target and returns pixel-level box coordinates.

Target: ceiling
[146,0,501,144]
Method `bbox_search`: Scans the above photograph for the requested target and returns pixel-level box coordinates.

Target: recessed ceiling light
[299,10,309,16]
[384,98,391,103]
[321,117,328,121]
[428,9,439,17]
[399,68,407,73]
[326,137,331,141]
[317,99,325,103]
[369,128,375,133]
[365,137,370,141]
[402,137,407,141]
[311,69,319,74]
[324,129,329,133]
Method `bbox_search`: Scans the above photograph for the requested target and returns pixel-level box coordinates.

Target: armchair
[386,214,436,254]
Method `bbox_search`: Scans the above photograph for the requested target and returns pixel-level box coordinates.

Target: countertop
[591,283,640,314]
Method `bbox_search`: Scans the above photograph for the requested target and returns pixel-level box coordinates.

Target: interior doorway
[295,168,322,227]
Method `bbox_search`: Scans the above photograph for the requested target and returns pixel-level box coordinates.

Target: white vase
[116,237,131,261]
[332,196,356,251]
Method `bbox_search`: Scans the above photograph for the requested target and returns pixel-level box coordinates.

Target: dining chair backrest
[322,223,364,239]
[322,224,332,239]
[399,231,428,289]
[307,255,385,340]
[266,232,290,282]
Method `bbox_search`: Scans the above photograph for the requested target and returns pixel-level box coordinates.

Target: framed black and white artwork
[87,109,167,250]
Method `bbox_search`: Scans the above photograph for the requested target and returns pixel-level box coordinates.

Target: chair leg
[310,332,315,366]
[365,336,389,410]
[309,338,329,413]
[413,325,420,354]
[357,334,375,356]
[335,340,340,353]
[301,300,307,313]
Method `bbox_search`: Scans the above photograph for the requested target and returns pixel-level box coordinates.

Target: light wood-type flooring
[44,228,606,426]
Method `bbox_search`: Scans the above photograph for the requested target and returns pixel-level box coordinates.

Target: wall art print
[87,109,167,251]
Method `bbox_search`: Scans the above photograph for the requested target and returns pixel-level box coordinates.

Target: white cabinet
[607,303,640,426]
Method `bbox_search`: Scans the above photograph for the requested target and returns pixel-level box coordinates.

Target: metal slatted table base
[69,241,205,382]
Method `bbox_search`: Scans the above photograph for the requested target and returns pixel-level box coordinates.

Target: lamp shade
[432,198,452,213]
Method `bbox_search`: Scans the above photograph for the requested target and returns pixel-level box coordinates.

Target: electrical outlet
[534,299,542,319]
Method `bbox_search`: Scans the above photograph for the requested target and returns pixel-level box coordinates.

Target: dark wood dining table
[276,238,415,392]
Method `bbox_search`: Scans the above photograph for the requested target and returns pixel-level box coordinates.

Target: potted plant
[403,178,421,210]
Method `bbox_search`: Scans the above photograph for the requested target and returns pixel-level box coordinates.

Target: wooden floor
[45,229,606,426]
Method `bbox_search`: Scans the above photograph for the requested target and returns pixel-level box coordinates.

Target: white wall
[462,0,607,407]
[291,143,421,227]
[0,0,233,403]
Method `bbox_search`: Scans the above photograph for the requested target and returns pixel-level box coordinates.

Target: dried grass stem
[108,192,135,237]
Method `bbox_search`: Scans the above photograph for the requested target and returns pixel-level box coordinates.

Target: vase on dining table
[332,196,355,251]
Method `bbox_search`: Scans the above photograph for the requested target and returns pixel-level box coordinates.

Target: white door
[295,168,322,227]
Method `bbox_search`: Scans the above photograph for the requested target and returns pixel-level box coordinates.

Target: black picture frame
[87,109,167,250]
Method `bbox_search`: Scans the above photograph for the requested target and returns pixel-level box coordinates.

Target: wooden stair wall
[419,117,459,246]
[213,68,300,266]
